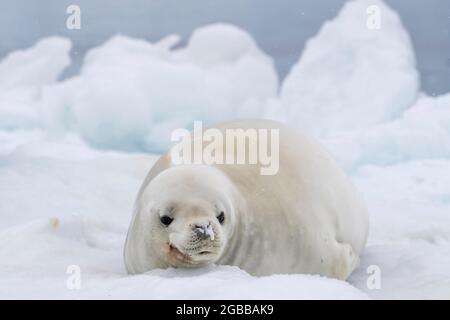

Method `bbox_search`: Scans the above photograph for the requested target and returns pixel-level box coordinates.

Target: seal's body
[124,120,369,279]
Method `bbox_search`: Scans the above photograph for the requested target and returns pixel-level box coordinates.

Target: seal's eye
[217,211,225,224]
[160,215,173,226]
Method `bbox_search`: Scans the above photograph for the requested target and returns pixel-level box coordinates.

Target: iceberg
[280,0,419,136]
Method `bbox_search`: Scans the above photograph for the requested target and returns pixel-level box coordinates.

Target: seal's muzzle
[193,223,215,240]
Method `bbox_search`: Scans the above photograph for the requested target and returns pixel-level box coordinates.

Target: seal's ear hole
[217,211,225,224]
[160,215,174,226]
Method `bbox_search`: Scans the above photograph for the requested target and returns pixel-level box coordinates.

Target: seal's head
[134,165,238,268]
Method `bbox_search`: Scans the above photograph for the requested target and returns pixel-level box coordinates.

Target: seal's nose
[193,223,215,240]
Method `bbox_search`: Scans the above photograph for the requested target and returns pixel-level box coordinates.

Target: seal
[124,119,369,279]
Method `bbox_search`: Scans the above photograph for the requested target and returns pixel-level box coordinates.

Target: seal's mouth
[190,248,219,262]
[168,243,191,262]
[167,242,217,265]
[198,251,213,255]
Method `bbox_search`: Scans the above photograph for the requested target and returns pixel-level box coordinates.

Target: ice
[2,129,449,299]
[323,93,450,170]
[1,0,450,299]
[348,160,450,299]
[0,37,71,90]
[41,24,278,152]
[0,133,366,299]
[280,0,419,136]
[0,37,71,129]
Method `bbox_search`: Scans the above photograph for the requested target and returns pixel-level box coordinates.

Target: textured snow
[0,134,367,299]
[281,0,419,136]
[1,0,450,299]
[323,93,450,170]
[41,24,278,152]
[0,37,71,129]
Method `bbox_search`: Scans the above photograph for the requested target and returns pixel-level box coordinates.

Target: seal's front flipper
[332,242,359,280]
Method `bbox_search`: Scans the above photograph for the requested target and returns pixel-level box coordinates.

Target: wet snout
[192,222,215,241]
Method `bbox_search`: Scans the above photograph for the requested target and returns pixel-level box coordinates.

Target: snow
[348,160,450,299]
[323,93,450,170]
[280,0,419,136]
[40,24,278,153]
[0,37,71,129]
[1,0,450,299]
[0,37,71,91]
[0,134,366,299]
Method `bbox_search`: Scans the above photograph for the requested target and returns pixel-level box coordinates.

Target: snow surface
[1,0,450,299]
